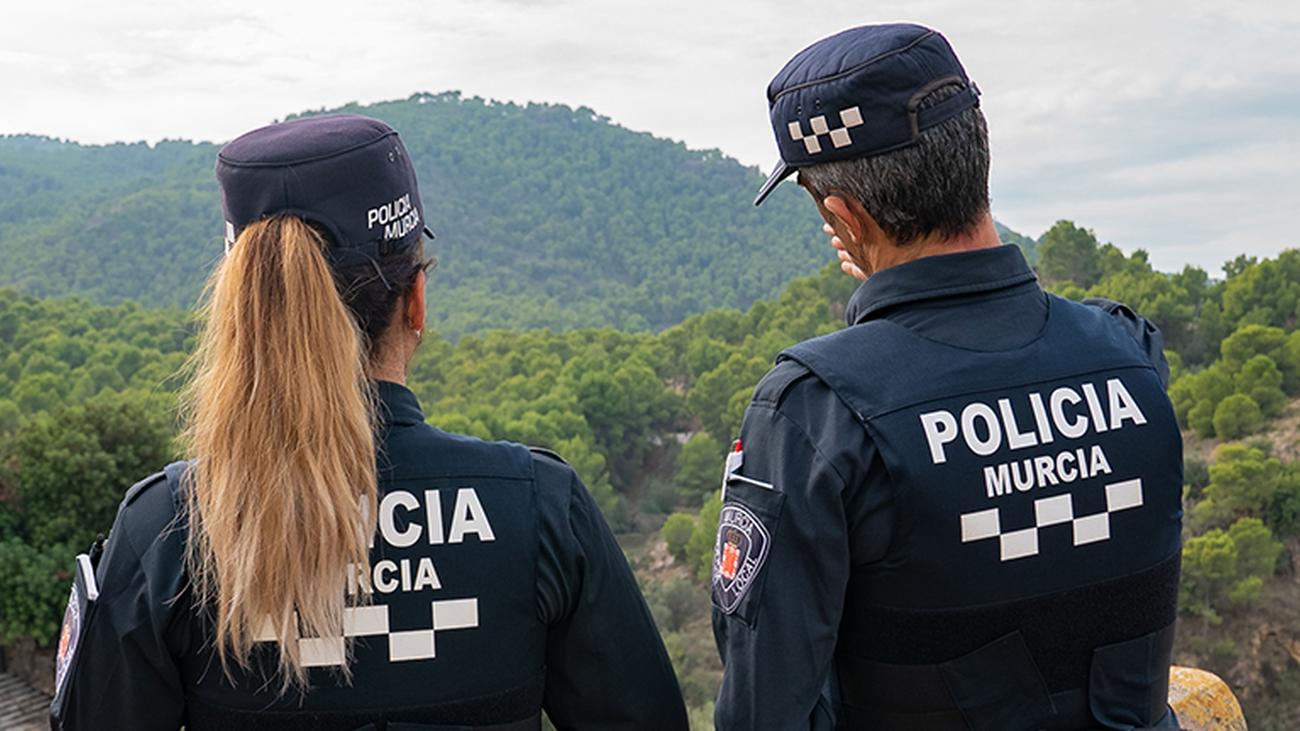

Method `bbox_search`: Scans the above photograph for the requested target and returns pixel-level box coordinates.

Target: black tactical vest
[175,429,549,731]
[780,295,1183,731]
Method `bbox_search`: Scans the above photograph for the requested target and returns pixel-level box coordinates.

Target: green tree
[570,357,680,488]
[1183,456,1210,501]
[1219,250,1300,334]
[1212,393,1262,441]
[1166,374,1196,428]
[1219,325,1296,393]
[550,435,616,519]
[0,538,76,644]
[688,354,769,450]
[1234,354,1288,418]
[1192,443,1282,529]
[11,395,175,548]
[1180,518,1283,621]
[662,513,697,561]
[1228,518,1285,579]
[1036,220,1102,289]
[1183,365,1234,438]
[1222,255,1258,279]
[1265,465,1300,538]
[641,575,708,633]
[676,433,723,504]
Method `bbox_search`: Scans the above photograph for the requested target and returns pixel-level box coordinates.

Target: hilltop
[0,93,838,338]
[0,93,1046,339]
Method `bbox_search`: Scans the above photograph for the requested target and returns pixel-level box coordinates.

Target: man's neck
[870,214,1001,273]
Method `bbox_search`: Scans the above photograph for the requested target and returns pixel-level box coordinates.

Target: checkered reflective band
[787,106,865,155]
[257,598,479,666]
[960,479,1144,562]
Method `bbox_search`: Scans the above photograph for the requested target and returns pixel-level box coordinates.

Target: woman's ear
[406,270,426,333]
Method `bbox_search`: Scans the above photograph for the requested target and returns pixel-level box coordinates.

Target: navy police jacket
[711,246,1183,731]
[52,381,688,731]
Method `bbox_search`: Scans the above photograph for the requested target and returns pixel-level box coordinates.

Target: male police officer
[711,24,1184,731]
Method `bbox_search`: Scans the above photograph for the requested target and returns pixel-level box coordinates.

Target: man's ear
[405,270,426,332]
[822,194,864,243]
[823,194,887,248]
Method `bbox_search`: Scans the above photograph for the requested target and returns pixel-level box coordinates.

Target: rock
[1168,666,1247,731]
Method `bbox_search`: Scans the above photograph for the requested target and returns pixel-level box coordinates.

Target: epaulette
[120,460,192,510]
[120,471,169,508]
[751,359,815,407]
[528,446,569,465]
[162,461,191,503]
[1081,297,1135,319]
[1082,297,1169,388]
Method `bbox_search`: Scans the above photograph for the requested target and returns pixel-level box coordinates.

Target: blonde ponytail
[181,216,378,690]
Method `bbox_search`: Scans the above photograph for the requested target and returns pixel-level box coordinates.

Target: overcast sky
[2,0,1297,275]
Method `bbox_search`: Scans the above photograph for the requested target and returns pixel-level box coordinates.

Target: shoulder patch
[711,503,772,614]
[53,551,99,704]
[54,583,82,696]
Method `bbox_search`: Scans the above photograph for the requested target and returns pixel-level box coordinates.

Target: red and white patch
[711,503,772,614]
[720,541,741,580]
[54,584,81,694]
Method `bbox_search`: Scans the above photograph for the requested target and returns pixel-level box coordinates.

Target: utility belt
[835,623,1179,731]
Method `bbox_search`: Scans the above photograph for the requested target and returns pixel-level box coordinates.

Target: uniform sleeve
[53,478,188,731]
[1082,297,1170,387]
[534,454,689,731]
[711,362,893,731]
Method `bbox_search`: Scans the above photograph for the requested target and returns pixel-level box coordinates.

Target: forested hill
[0,92,837,337]
[0,134,220,311]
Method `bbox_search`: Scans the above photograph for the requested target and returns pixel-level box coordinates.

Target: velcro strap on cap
[906,77,979,140]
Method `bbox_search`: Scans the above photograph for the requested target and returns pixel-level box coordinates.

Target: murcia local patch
[54,583,81,695]
[712,504,771,614]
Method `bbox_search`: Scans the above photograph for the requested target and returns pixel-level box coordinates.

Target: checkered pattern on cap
[216,114,433,268]
[754,24,980,205]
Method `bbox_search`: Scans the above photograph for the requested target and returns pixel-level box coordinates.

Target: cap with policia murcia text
[216,114,434,268]
[754,23,980,206]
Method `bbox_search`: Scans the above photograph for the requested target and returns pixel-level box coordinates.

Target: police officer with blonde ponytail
[50,114,688,731]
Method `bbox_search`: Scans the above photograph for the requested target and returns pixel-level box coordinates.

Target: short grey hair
[798,83,990,246]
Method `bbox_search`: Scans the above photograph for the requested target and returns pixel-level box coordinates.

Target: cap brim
[754,159,796,206]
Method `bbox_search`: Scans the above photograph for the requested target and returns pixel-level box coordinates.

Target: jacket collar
[374,380,425,427]
[845,245,1038,325]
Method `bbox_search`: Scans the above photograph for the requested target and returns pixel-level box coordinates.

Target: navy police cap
[754,23,980,205]
[216,114,433,268]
